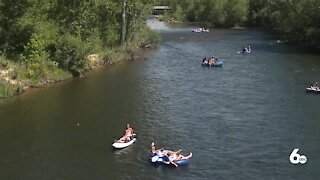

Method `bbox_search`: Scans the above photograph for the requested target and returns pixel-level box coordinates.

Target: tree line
[0,0,155,74]
[0,0,157,98]
[157,0,320,47]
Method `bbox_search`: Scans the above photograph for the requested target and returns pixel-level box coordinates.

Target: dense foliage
[248,0,320,47]
[0,0,155,74]
[0,0,156,98]
[158,0,320,47]
[158,0,248,27]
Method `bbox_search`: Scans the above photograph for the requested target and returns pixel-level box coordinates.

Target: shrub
[0,80,19,98]
[53,33,92,76]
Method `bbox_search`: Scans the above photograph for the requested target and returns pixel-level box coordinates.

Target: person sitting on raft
[117,124,134,142]
[208,57,217,65]
[311,82,319,90]
[203,57,209,65]
[202,57,207,64]
[242,45,251,53]
[151,142,165,156]
[165,149,193,167]
[166,149,192,161]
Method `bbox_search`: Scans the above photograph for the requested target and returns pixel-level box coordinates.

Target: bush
[0,59,10,69]
[0,54,12,69]
[53,33,92,76]
[22,33,49,63]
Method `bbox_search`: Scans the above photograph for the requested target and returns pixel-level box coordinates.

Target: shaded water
[0,19,320,179]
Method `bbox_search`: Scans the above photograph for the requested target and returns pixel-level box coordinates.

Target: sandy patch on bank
[0,68,17,84]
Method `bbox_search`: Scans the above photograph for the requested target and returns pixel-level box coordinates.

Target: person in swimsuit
[151,142,165,156]
[125,124,133,136]
[118,124,134,142]
[202,57,207,63]
[165,149,193,167]
[247,45,251,52]
[312,82,319,90]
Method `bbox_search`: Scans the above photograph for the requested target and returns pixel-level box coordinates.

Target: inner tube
[175,159,190,166]
[306,87,320,93]
[202,61,223,67]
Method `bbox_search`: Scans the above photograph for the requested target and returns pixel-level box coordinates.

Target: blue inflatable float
[150,150,191,167]
[202,60,223,67]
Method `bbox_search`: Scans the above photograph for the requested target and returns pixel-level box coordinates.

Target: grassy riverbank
[0,0,159,99]
[0,27,160,99]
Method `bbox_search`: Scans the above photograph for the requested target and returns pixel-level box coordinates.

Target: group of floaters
[201,45,251,67]
[306,82,320,94]
[199,43,318,94]
[192,27,209,33]
[112,124,192,167]
[202,57,223,67]
[236,45,319,94]
[194,24,317,93]
[150,142,192,167]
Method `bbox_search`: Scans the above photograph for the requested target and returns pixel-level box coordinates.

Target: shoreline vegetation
[0,34,159,99]
[0,0,159,99]
[0,51,142,99]
[156,0,320,49]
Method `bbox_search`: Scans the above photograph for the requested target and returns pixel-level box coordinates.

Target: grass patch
[0,80,20,98]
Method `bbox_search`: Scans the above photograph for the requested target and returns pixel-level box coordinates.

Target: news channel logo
[290,149,307,164]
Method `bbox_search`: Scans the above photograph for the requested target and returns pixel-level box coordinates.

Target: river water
[0,19,320,179]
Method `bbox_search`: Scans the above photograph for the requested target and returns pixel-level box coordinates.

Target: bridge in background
[152,6,171,15]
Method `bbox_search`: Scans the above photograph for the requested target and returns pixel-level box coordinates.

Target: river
[0,19,320,179]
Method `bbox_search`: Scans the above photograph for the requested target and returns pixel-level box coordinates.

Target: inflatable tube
[175,159,190,166]
[112,134,136,149]
[150,151,192,167]
[202,61,223,67]
[112,138,136,149]
[192,29,201,33]
[238,49,251,54]
[192,29,209,33]
[306,87,320,93]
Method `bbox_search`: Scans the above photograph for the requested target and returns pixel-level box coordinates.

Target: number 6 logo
[290,149,307,164]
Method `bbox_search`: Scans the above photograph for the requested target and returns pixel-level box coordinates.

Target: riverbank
[0,40,156,99]
[0,0,160,99]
